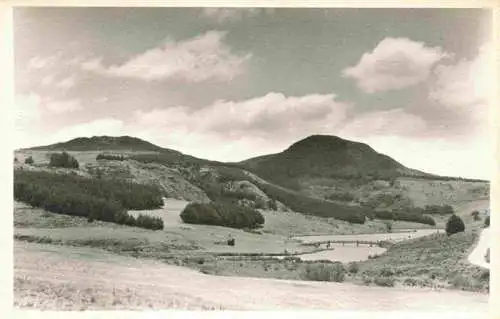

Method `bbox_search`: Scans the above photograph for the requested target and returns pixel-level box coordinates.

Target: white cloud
[339,108,428,139]
[429,42,494,125]
[202,8,260,23]
[43,99,82,114]
[343,37,449,93]
[56,75,77,89]
[86,31,251,82]
[129,92,349,161]
[27,53,62,70]
[134,92,349,139]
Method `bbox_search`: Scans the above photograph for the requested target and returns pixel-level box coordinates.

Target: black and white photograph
[8,4,495,314]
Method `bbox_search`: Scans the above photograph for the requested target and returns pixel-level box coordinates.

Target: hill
[241,135,437,187]
[23,135,214,166]
[25,136,165,152]
[239,135,488,209]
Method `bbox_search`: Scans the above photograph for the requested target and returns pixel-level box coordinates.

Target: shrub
[373,276,395,287]
[373,208,436,226]
[347,262,359,274]
[484,216,490,227]
[49,152,79,169]
[135,214,164,230]
[326,192,355,202]
[301,263,345,282]
[445,214,465,236]
[180,201,265,229]
[384,221,393,233]
[424,204,454,215]
[471,210,481,221]
[24,156,34,165]
[96,153,126,161]
[379,266,395,277]
[268,199,278,211]
[403,278,418,287]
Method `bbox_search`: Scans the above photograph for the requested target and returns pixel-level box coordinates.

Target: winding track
[468,228,490,269]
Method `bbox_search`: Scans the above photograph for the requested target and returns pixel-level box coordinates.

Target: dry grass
[14,241,488,311]
[356,230,489,292]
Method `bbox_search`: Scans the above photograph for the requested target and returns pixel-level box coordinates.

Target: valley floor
[14,241,488,311]
[13,198,490,310]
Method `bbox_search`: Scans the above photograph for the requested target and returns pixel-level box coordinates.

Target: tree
[49,152,79,169]
[445,214,465,236]
[471,210,481,221]
[484,215,490,227]
[24,156,34,165]
[384,221,393,233]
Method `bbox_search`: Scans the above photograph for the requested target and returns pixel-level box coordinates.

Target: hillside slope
[241,135,433,187]
[240,135,489,209]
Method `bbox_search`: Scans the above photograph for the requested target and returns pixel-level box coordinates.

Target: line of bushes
[370,209,436,226]
[96,153,126,161]
[14,170,164,230]
[180,201,265,229]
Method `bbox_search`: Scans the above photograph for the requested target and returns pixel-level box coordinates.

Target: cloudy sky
[14,7,494,179]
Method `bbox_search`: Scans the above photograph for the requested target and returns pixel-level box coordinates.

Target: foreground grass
[356,230,489,292]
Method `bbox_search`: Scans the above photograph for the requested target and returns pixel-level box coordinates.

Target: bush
[24,156,34,165]
[301,263,345,282]
[445,214,465,236]
[135,214,164,230]
[347,262,359,274]
[180,201,265,229]
[14,170,164,230]
[471,210,481,221]
[49,152,79,169]
[268,199,278,211]
[326,192,355,202]
[373,276,395,287]
[424,204,454,215]
[96,153,126,161]
[484,216,490,227]
[373,208,436,226]
[378,267,395,277]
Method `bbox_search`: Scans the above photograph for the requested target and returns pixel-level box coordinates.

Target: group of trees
[49,152,79,169]
[180,201,265,229]
[96,153,126,161]
[14,170,164,230]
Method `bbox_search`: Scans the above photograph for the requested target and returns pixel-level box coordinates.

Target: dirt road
[468,228,490,269]
[14,241,488,311]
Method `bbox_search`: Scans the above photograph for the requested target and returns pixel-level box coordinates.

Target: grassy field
[15,241,488,311]
[355,230,490,292]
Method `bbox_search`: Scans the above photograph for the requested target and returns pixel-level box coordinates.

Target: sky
[13,7,494,179]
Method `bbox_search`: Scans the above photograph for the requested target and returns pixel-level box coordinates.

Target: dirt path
[14,241,488,311]
[468,228,490,269]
